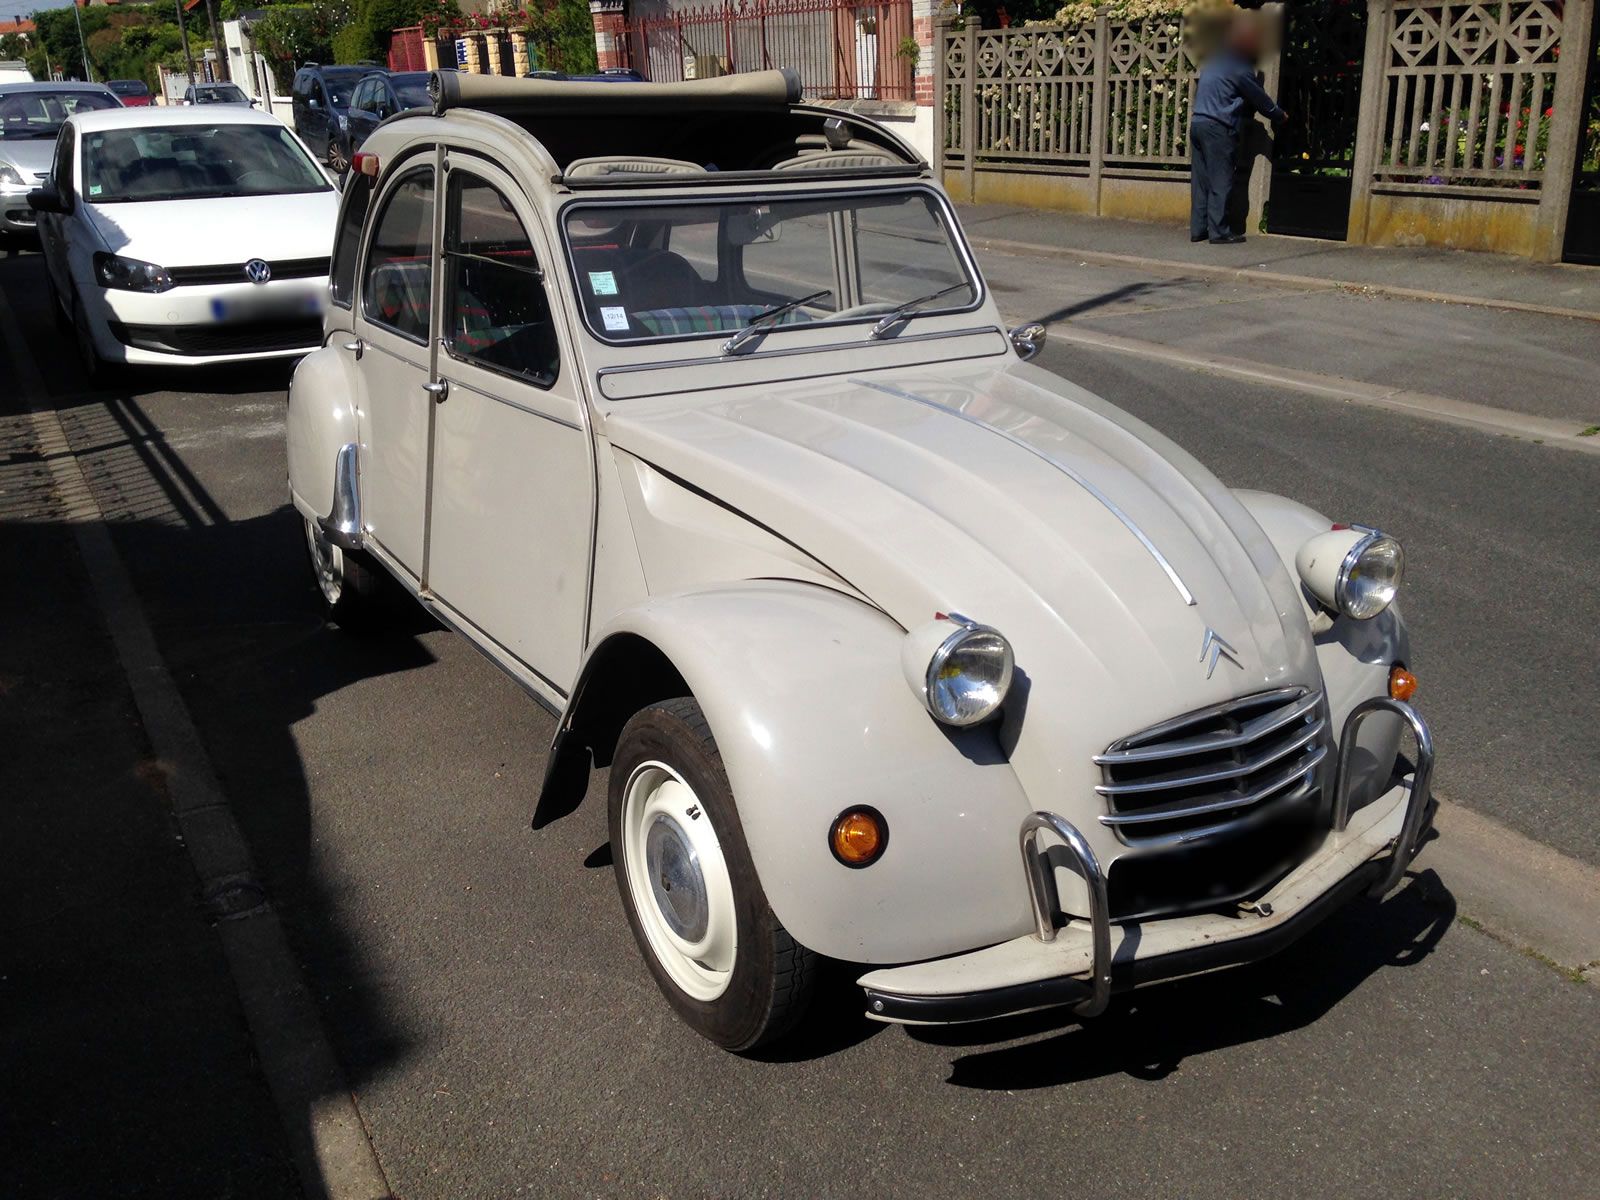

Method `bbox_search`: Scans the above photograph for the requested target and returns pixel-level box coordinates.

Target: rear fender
[286,343,362,537]
[540,580,1037,964]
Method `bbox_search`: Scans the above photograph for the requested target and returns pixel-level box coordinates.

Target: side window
[329,171,373,308]
[311,79,326,107]
[361,166,434,342]
[443,171,559,387]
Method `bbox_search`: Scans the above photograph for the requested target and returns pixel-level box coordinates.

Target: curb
[0,293,393,1200]
[968,233,1600,325]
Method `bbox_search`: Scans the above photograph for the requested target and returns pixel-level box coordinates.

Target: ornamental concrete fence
[935,0,1598,262]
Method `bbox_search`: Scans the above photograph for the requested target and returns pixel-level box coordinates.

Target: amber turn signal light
[830,807,888,868]
[1389,665,1418,702]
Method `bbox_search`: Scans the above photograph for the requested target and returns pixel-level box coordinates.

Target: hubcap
[304,518,343,607]
[621,761,737,1001]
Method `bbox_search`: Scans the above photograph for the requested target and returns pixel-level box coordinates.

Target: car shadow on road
[909,868,1455,1091]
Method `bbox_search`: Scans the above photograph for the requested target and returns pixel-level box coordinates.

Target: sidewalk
[956,204,1600,321]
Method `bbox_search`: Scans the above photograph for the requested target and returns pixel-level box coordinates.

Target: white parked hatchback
[30,105,338,376]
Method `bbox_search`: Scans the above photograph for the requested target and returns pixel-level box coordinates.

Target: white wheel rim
[621,760,737,1002]
[304,518,343,607]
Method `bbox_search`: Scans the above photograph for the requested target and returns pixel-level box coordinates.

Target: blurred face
[1229,14,1262,59]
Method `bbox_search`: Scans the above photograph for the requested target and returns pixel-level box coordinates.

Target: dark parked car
[290,63,370,166]
[106,79,152,107]
[334,70,431,175]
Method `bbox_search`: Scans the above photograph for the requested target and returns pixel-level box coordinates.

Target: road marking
[1032,322,1600,457]
[970,232,1600,324]
[0,290,393,1200]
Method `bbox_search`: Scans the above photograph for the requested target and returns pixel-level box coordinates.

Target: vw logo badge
[244,258,272,285]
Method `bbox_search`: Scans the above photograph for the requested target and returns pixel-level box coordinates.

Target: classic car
[286,70,1435,1052]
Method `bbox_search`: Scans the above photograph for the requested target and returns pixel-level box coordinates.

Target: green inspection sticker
[588,270,618,296]
[89,184,102,196]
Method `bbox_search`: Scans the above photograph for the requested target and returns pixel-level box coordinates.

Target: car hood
[84,189,338,265]
[604,358,1324,790]
[0,137,57,179]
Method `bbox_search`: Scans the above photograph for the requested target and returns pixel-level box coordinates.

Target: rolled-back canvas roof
[430,68,802,117]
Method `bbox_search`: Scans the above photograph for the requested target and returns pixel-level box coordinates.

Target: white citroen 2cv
[286,69,1435,1051]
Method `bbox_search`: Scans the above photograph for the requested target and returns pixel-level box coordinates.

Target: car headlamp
[1295,526,1404,620]
[0,164,26,189]
[93,252,174,294]
[902,614,1014,727]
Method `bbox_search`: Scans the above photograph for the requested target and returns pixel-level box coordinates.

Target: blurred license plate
[210,290,324,322]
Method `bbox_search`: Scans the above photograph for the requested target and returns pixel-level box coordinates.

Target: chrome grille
[1095,687,1328,844]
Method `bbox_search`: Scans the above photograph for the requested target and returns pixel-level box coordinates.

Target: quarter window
[330,171,373,308]
[361,167,434,342]
[443,171,559,387]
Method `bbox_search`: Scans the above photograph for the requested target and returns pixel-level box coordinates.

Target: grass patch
[1579,426,1600,437]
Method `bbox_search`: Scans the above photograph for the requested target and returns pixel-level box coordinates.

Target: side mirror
[28,183,68,215]
[1009,321,1046,361]
[308,97,321,110]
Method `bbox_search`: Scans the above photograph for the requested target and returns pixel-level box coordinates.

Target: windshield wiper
[721,288,831,356]
[867,282,973,340]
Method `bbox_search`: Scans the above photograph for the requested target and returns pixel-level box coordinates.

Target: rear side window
[442,171,558,387]
[329,172,372,308]
[361,166,434,342]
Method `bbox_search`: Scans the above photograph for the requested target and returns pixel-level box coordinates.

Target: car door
[347,79,380,154]
[424,153,593,693]
[304,76,330,156]
[36,123,76,301]
[353,154,438,579]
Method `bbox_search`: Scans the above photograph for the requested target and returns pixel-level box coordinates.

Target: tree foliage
[25,3,201,87]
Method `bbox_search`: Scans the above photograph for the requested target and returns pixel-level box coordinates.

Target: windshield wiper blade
[867,282,973,340]
[721,288,831,356]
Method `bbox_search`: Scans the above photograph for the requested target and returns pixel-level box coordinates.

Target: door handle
[422,380,449,403]
[342,338,363,359]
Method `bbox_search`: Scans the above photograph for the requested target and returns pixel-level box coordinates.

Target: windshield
[82,124,332,203]
[323,74,363,107]
[562,189,977,345]
[0,90,119,139]
[194,84,248,104]
[393,78,432,108]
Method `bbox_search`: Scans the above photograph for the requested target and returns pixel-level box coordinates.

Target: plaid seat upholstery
[631,304,813,336]
[369,259,432,337]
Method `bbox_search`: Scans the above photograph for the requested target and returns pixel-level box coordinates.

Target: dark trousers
[1189,116,1238,240]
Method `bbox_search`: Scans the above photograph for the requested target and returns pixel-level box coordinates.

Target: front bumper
[1,189,37,236]
[86,277,327,366]
[859,698,1436,1025]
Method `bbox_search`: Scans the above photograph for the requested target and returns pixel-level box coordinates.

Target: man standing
[1189,13,1287,244]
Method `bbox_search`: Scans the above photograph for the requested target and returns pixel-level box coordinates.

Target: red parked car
[106,79,151,107]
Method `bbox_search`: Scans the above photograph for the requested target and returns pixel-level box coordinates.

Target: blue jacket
[1193,50,1284,130]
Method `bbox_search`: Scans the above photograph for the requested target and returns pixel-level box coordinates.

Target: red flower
[1544,106,1554,117]
[1515,143,1525,155]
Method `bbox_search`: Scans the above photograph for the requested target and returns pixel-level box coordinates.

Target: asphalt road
[3,242,1598,1199]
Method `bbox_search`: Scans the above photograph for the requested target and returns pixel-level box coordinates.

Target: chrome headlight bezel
[1334,529,1404,620]
[903,615,1015,728]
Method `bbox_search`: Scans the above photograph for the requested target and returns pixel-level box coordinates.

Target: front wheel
[609,697,817,1051]
[327,136,349,177]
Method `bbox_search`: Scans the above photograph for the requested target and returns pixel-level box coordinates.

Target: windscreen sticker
[600,305,629,332]
[89,184,102,195]
[588,270,618,296]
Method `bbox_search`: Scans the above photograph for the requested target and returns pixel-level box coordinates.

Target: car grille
[1094,687,1328,845]
[111,319,322,356]
[166,257,330,287]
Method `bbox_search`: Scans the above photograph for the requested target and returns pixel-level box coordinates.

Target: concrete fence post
[960,21,977,202]
[932,15,950,179]
[1345,0,1392,245]
[1090,13,1109,215]
[1246,2,1284,233]
[1533,0,1595,262]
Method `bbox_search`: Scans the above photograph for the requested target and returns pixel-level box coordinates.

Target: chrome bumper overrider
[860,699,1435,1025]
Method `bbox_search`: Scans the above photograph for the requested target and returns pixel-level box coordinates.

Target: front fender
[577,581,1037,964]
[1233,490,1409,809]
[286,343,361,523]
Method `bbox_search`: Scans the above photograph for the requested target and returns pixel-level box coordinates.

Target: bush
[252,0,352,88]
[332,21,380,63]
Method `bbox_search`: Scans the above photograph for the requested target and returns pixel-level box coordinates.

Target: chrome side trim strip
[851,377,1196,606]
[1095,719,1326,794]
[1097,747,1327,827]
[1094,688,1320,764]
[317,442,364,551]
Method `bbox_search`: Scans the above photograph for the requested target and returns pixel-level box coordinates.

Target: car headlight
[93,252,174,294]
[0,164,26,189]
[1295,526,1404,620]
[901,614,1014,727]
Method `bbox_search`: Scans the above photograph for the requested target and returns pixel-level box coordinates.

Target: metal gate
[1266,0,1368,240]
[1564,12,1600,265]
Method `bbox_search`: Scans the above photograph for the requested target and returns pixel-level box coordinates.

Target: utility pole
[173,0,198,91]
[70,0,91,79]
[203,0,229,81]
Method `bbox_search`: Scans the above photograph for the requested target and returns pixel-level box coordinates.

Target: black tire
[71,292,118,387]
[327,136,349,177]
[609,697,817,1052]
[302,515,388,633]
